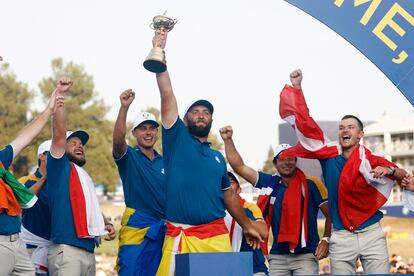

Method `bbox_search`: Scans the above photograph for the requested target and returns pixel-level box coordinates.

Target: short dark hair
[341,115,364,130]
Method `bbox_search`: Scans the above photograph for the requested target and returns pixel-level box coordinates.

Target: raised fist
[56,77,73,94]
[290,69,303,89]
[119,89,135,108]
[220,125,234,140]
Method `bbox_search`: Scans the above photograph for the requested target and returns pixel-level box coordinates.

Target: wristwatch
[388,166,396,176]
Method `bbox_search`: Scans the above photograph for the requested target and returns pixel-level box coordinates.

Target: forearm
[393,168,407,181]
[156,71,178,127]
[51,93,67,157]
[252,220,268,240]
[10,108,52,157]
[102,214,112,225]
[320,203,331,237]
[29,178,46,195]
[224,190,253,230]
[223,139,258,185]
[112,106,128,158]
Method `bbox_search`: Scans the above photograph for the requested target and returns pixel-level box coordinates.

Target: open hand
[243,225,264,250]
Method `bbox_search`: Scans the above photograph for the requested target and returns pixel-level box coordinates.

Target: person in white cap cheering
[47,77,115,276]
[220,125,331,276]
[19,139,52,275]
[112,89,166,276]
[152,29,264,276]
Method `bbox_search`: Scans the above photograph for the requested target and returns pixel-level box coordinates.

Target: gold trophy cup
[143,12,177,73]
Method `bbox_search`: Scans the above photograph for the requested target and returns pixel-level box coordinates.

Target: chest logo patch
[161,168,165,174]
[215,156,221,163]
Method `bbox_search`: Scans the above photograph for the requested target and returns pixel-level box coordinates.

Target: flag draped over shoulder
[69,163,106,238]
[278,85,396,231]
[0,163,37,216]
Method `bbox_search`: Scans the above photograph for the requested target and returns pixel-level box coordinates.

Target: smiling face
[338,117,364,151]
[184,105,213,138]
[274,156,297,178]
[132,123,158,150]
[66,137,86,167]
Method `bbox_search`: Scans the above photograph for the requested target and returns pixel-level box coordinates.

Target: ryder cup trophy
[143,12,177,73]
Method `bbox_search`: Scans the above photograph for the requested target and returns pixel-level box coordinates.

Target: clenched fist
[290,69,303,90]
[219,125,233,140]
[56,77,73,94]
[119,89,135,108]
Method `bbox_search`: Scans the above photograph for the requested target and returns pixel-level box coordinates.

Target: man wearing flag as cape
[278,69,413,274]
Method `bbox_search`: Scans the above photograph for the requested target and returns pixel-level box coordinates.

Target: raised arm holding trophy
[143,11,177,73]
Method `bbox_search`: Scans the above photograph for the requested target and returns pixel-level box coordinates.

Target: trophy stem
[143,47,167,73]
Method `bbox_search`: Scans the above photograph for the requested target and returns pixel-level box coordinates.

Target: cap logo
[143,113,149,119]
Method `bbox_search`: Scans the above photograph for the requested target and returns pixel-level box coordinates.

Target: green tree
[0,63,33,177]
[38,58,118,194]
[261,145,276,174]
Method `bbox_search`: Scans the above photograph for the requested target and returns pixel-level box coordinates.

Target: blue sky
[2,0,413,168]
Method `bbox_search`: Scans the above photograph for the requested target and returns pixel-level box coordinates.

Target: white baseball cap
[66,130,89,145]
[227,171,240,187]
[183,99,214,116]
[37,140,52,156]
[274,143,292,158]
[132,112,159,131]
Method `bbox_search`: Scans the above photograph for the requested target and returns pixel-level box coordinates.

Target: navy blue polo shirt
[115,146,166,219]
[257,172,327,254]
[0,145,20,235]
[20,168,51,240]
[162,117,230,225]
[320,154,393,230]
[46,153,95,252]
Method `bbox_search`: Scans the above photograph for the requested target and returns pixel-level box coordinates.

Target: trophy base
[143,59,167,73]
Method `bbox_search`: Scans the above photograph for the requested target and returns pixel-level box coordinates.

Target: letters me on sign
[284,0,414,106]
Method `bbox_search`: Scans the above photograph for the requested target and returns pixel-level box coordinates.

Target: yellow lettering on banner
[334,0,345,7]
[334,0,382,25]
[356,0,382,25]
[373,3,414,64]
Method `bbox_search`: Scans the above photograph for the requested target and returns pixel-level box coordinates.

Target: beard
[67,152,86,167]
[187,120,212,138]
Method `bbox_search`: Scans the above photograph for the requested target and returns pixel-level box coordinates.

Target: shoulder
[306,176,328,198]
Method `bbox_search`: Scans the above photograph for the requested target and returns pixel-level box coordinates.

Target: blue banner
[284,0,414,107]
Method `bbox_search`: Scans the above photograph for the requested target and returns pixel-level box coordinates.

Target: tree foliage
[261,145,276,174]
[0,63,33,176]
[38,58,118,193]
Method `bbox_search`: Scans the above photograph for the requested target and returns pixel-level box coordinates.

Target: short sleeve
[256,172,273,189]
[0,145,14,169]
[162,117,186,165]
